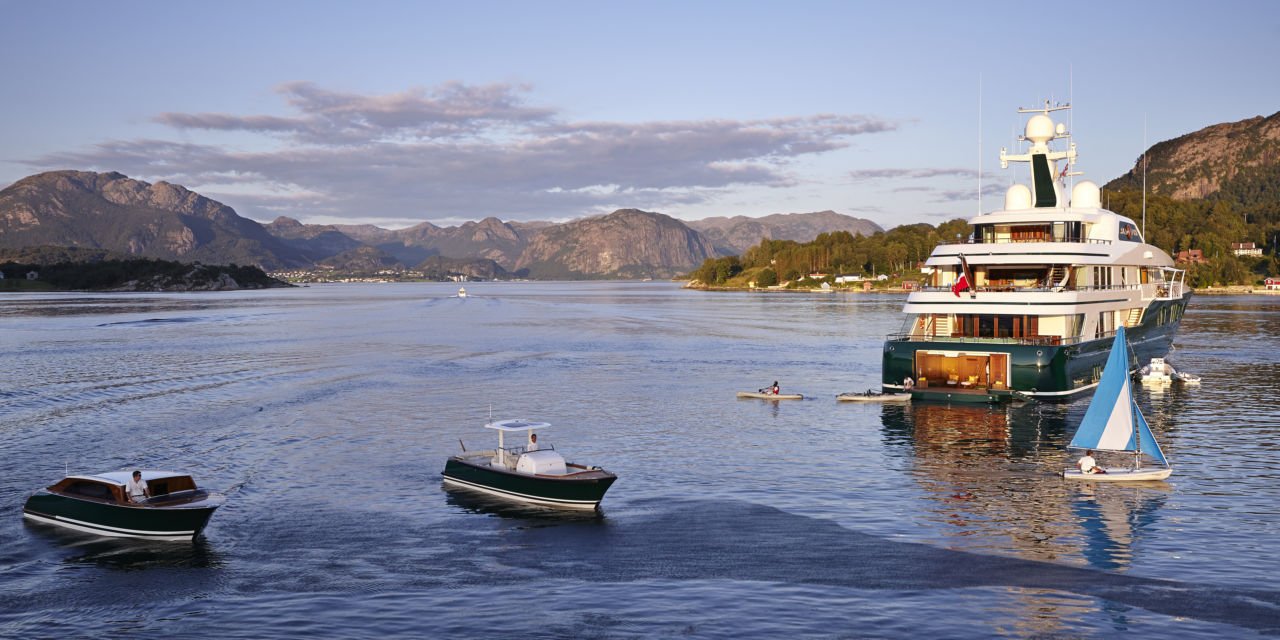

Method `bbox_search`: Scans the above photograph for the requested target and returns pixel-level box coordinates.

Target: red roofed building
[1175,249,1208,265]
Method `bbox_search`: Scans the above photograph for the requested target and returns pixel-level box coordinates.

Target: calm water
[2,283,1279,638]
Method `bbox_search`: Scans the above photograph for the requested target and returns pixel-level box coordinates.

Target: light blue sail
[1068,326,1166,464]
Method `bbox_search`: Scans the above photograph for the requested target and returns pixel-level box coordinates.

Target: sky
[2,1,1278,230]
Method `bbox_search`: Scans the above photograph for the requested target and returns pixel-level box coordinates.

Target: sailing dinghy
[1063,326,1172,482]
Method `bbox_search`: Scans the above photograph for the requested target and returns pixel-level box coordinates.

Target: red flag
[952,273,970,297]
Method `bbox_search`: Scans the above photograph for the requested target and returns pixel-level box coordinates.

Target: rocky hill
[687,210,883,255]
[318,245,403,272]
[329,217,531,267]
[1106,111,1280,201]
[515,209,715,279]
[266,217,364,262]
[0,171,309,269]
[416,255,513,281]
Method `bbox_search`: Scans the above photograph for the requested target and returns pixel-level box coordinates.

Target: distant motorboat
[1064,327,1172,482]
[457,287,468,298]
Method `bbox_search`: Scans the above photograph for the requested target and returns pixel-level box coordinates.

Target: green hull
[884,293,1191,398]
[908,388,1028,404]
[23,490,221,541]
[441,458,616,509]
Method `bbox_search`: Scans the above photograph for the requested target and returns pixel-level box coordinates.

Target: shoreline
[684,282,1280,296]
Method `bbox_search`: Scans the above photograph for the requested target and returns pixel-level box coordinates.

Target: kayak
[837,391,911,403]
[736,391,804,400]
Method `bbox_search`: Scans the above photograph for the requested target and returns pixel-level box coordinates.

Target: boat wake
[502,499,1280,634]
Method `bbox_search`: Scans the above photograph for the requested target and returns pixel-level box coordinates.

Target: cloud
[848,167,996,182]
[32,81,898,222]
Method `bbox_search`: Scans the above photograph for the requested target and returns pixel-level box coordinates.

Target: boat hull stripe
[22,511,196,540]
[441,476,600,508]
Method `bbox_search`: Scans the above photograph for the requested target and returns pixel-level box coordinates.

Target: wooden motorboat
[442,419,616,509]
[837,390,911,403]
[23,471,224,541]
[736,391,804,400]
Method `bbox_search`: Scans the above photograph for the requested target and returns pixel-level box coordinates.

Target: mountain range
[0,170,881,278]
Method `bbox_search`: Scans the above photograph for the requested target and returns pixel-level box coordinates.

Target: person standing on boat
[526,433,540,452]
[1078,450,1106,475]
[126,470,151,503]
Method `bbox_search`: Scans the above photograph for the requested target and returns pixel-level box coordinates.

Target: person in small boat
[903,376,915,391]
[526,433,540,452]
[1078,450,1106,474]
[126,470,151,503]
[771,381,780,395]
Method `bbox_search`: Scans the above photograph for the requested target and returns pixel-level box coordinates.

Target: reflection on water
[882,400,1172,574]
[21,515,224,570]
[1070,483,1168,571]
[442,485,608,525]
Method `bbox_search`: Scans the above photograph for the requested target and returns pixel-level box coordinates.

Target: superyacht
[882,103,1191,402]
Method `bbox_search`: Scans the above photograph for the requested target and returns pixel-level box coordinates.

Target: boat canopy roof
[485,419,552,432]
[73,470,188,486]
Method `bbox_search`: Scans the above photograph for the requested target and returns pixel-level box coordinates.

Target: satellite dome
[1071,180,1101,208]
[1025,115,1055,144]
[1005,184,1032,210]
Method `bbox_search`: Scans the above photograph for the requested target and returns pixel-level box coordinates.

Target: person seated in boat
[526,433,540,452]
[770,381,780,395]
[1078,450,1106,474]
[902,376,914,391]
[126,470,151,503]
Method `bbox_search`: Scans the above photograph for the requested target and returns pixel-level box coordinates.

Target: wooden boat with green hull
[23,471,224,542]
[442,419,616,509]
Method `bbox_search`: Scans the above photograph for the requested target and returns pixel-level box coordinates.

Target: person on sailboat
[1078,450,1106,474]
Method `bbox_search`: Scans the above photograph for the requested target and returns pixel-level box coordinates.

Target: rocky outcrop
[1106,111,1280,200]
[516,209,714,279]
[0,171,308,269]
[416,255,513,281]
[266,216,364,261]
[318,245,403,272]
[687,210,883,256]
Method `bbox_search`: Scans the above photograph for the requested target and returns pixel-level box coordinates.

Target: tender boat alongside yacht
[442,419,617,509]
[1140,357,1201,385]
[883,103,1191,402]
[23,470,224,541]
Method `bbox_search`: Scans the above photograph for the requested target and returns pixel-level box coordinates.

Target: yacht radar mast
[999,101,1079,209]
